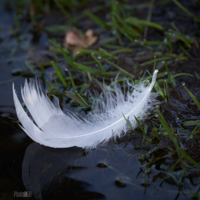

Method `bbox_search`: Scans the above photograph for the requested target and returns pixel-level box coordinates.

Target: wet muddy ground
[1,0,200,199]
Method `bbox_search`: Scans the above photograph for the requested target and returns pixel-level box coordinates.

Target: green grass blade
[74,62,101,74]
[105,59,134,78]
[57,44,76,70]
[122,113,134,130]
[183,85,200,109]
[51,61,68,88]
[173,0,200,22]
[67,70,88,107]
[179,150,200,168]
[79,83,88,95]
[140,57,171,66]
[80,49,116,59]
[65,91,87,107]
[183,120,200,126]
[172,73,193,78]
[84,10,109,29]
[125,17,164,31]
[134,116,146,136]
[91,54,105,72]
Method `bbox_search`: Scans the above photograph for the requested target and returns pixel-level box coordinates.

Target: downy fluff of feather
[13,70,158,148]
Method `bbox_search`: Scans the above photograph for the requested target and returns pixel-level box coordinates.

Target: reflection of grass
[13,0,200,197]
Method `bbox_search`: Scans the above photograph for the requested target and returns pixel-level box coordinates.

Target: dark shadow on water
[21,141,191,200]
[22,143,105,200]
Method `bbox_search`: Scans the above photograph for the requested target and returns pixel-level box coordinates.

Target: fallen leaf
[64,29,98,48]
[84,29,98,46]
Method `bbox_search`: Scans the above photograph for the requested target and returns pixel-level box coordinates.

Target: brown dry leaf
[64,29,98,48]
[84,29,98,46]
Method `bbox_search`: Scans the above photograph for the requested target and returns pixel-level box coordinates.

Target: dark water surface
[1,120,191,200]
[1,1,200,200]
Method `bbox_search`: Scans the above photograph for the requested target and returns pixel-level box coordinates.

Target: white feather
[13,70,158,148]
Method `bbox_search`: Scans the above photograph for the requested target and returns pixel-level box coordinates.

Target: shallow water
[0,115,196,200]
[21,142,185,200]
[1,121,192,200]
[0,120,192,199]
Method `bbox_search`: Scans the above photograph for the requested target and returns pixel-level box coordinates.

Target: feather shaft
[13,70,158,148]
